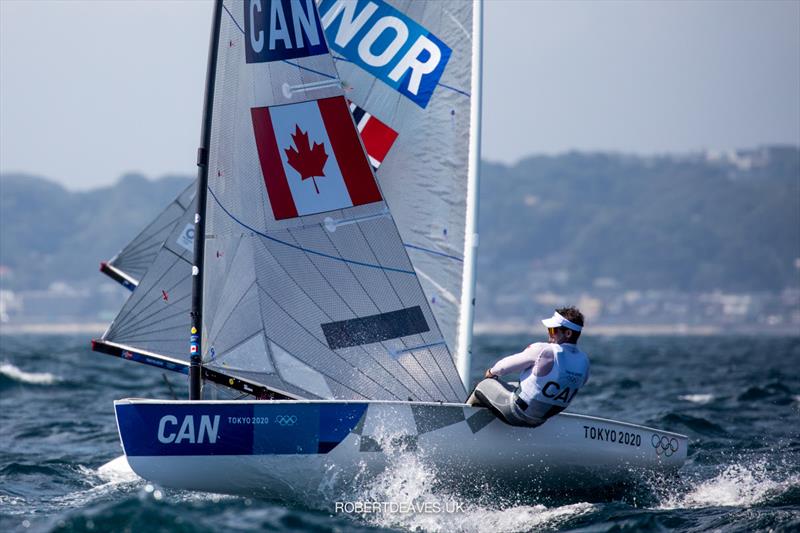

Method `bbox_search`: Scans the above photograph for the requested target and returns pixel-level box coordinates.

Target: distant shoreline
[0,323,108,335]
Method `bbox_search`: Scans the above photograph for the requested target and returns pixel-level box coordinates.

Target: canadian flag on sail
[251,96,382,221]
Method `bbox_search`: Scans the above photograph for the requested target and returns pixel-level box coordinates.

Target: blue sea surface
[1,333,798,532]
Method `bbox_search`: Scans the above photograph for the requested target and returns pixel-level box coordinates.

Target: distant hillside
[1,147,798,297]
[0,173,192,289]
[478,146,800,296]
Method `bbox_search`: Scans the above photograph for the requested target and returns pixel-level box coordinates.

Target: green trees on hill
[1,147,798,293]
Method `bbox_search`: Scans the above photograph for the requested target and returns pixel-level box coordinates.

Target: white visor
[541,311,583,332]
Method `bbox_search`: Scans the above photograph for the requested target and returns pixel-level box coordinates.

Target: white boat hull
[115,399,687,499]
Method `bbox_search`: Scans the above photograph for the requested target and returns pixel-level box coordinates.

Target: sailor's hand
[485,369,495,379]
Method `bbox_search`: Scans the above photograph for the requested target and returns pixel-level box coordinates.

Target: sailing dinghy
[101,0,687,499]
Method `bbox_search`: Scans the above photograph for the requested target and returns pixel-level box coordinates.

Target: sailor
[467,307,590,427]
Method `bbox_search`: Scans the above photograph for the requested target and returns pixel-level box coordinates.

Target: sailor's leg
[471,378,518,423]
[465,391,481,406]
[465,386,484,406]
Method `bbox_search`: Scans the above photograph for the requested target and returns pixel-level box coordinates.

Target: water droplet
[144,483,154,493]
[153,489,163,500]
[21,520,30,529]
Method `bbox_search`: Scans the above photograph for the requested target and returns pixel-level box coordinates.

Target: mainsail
[319,0,482,386]
[99,195,197,360]
[100,183,196,289]
[196,0,466,402]
[93,0,479,402]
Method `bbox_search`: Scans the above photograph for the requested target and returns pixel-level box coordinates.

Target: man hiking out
[467,307,590,427]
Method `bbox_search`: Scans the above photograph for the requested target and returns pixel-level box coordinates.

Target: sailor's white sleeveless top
[518,343,590,418]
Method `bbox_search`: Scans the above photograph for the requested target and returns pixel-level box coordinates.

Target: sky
[1,0,798,190]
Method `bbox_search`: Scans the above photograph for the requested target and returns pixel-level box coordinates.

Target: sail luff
[456,0,483,390]
[190,0,224,400]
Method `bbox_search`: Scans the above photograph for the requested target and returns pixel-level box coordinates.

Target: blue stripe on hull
[116,403,367,457]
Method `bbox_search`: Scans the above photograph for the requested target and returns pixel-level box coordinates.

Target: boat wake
[0,361,57,385]
[317,418,799,532]
[655,457,800,510]
[97,455,140,484]
[50,461,141,510]
[336,425,597,533]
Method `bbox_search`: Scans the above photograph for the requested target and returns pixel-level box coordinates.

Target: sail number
[245,0,329,62]
[157,415,220,444]
[318,0,452,108]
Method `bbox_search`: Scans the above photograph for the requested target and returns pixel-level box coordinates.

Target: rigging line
[318,226,437,401]
[176,190,197,209]
[118,336,189,345]
[282,61,337,80]
[115,254,165,267]
[437,82,470,98]
[109,251,187,331]
[116,322,191,345]
[352,222,456,401]
[404,243,463,262]
[117,213,185,256]
[112,293,190,339]
[221,3,336,80]
[252,236,405,401]
[113,247,192,332]
[115,284,192,336]
[221,3,244,33]
[332,56,470,97]
[115,255,170,270]
[114,302,190,339]
[162,245,193,264]
[115,234,171,261]
[115,211,183,256]
[208,187,415,275]
[286,226,421,401]
[255,280,396,400]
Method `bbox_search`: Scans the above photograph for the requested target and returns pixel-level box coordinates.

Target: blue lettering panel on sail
[244,0,329,63]
[318,0,452,108]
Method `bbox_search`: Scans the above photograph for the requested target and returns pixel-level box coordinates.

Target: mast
[190,0,223,400]
[456,0,483,391]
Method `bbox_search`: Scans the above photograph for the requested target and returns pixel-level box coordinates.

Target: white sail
[318,0,481,387]
[101,195,196,360]
[101,183,195,289]
[199,0,465,402]
[109,3,690,502]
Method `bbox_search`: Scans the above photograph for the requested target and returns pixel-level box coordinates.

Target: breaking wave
[340,423,596,533]
[0,361,57,385]
[657,458,800,510]
[678,393,714,404]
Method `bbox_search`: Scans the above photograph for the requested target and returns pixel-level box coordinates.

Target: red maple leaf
[284,125,328,194]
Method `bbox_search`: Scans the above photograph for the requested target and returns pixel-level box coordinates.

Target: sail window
[321,306,429,350]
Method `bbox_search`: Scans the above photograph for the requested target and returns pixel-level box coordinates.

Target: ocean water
[1,333,798,532]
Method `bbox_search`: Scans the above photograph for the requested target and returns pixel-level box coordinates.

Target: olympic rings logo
[651,434,679,457]
[275,415,298,426]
